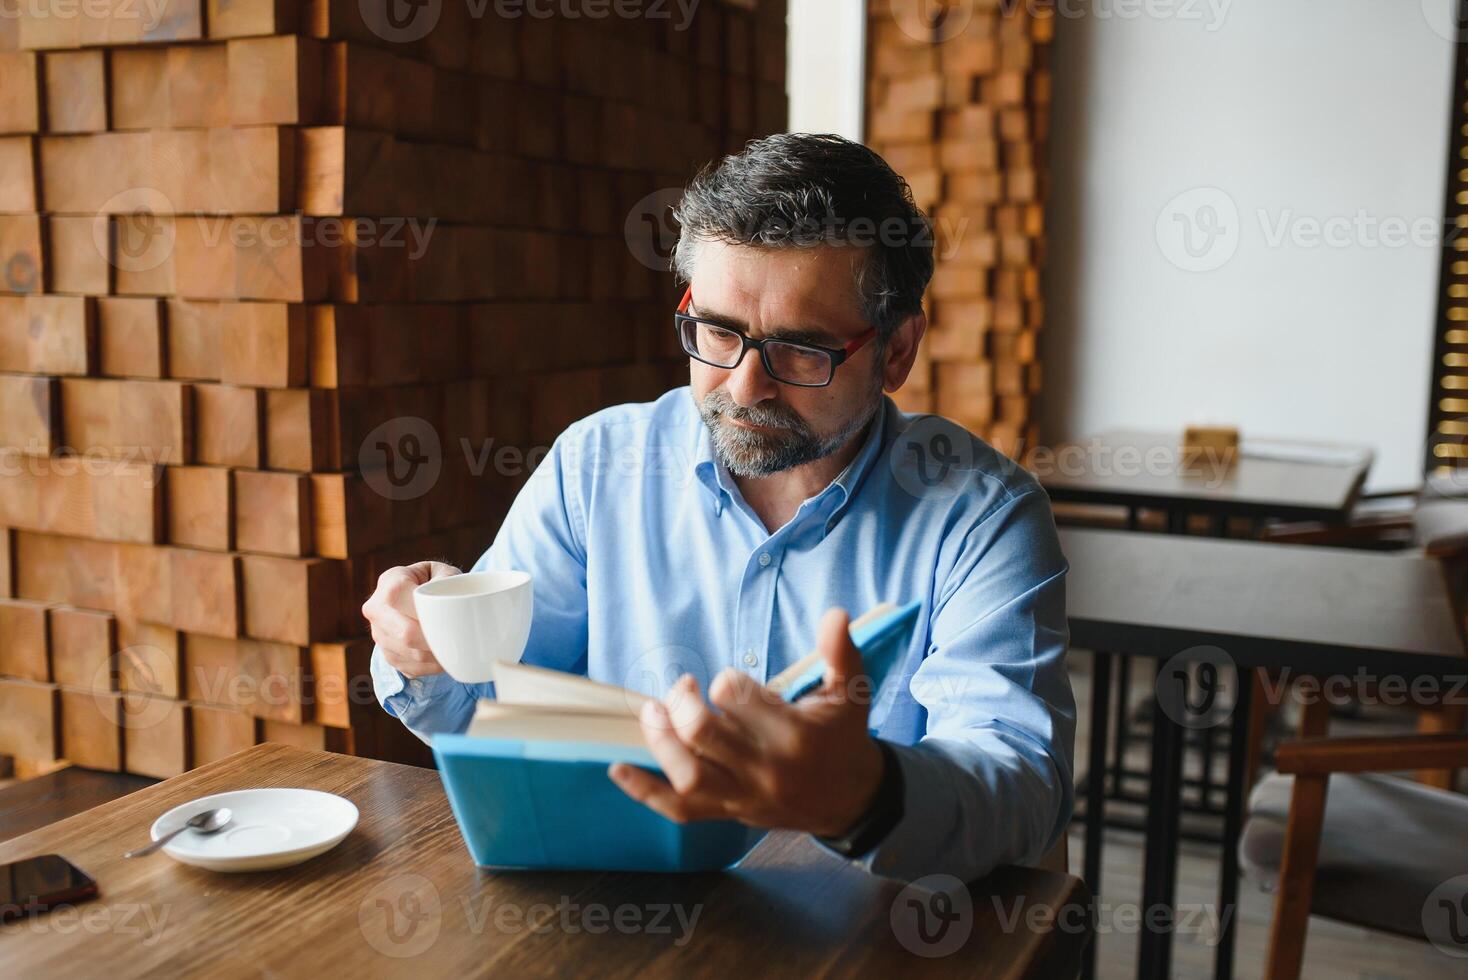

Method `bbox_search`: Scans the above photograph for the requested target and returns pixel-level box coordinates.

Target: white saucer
[149,788,359,872]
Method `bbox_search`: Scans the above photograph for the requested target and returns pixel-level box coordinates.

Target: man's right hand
[362,561,462,678]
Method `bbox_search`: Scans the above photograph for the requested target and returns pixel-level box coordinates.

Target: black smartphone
[1,854,99,922]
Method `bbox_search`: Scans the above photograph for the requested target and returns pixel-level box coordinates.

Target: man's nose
[723,348,780,407]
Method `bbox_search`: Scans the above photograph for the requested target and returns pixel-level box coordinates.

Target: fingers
[381,645,442,678]
[363,566,423,625]
[607,764,728,824]
[639,700,742,800]
[419,560,462,581]
[661,676,757,772]
[816,607,862,693]
[365,562,461,626]
[709,667,801,750]
[367,600,430,654]
[370,625,440,677]
[362,562,458,678]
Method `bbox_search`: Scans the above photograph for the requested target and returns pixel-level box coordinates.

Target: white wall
[1043,0,1457,491]
[786,0,866,138]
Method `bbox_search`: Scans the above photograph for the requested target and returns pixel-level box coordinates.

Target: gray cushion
[1240,772,1468,944]
[1413,498,1468,554]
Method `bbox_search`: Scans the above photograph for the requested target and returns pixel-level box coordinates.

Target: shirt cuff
[370,646,461,726]
[814,739,905,858]
[813,740,998,881]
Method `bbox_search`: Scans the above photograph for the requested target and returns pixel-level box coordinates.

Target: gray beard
[698,388,880,478]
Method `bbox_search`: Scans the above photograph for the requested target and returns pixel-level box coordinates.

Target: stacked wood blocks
[0,0,788,777]
[865,0,1050,458]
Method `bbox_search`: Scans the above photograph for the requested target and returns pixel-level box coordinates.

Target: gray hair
[670,133,935,342]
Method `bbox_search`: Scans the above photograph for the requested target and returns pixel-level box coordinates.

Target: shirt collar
[691,396,892,527]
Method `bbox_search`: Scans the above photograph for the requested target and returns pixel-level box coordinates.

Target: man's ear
[880,311,927,393]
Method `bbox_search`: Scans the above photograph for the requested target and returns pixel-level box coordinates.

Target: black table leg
[1196,697,1217,811]
[1214,670,1254,980]
[1111,655,1132,794]
[1137,664,1185,980]
[1082,650,1113,980]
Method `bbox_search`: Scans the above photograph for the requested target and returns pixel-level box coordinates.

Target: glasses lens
[681,319,744,367]
[765,341,833,386]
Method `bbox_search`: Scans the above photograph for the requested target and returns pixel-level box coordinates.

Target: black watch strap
[817,739,905,858]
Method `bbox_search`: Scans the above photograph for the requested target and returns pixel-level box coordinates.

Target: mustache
[701,390,811,435]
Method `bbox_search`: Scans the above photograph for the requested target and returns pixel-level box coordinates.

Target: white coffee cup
[413,571,533,683]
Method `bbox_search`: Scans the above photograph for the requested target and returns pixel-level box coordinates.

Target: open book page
[767,602,896,696]
[466,703,646,748]
[473,601,899,743]
[491,660,652,716]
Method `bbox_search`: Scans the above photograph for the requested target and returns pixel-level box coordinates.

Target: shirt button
[758,552,772,567]
[742,651,758,667]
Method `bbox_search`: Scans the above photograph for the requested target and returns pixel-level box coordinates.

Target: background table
[1061,527,1465,980]
[1047,430,1378,893]
[1042,429,1374,529]
[0,744,1091,978]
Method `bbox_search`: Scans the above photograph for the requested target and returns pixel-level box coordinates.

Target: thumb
[818,607,862,694]
[408,560,462,585]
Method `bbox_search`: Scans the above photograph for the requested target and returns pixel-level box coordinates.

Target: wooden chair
[1258,486,1468,790]
[1239,728,1468,978]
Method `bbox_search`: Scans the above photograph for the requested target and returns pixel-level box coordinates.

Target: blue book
[433,600,922,872]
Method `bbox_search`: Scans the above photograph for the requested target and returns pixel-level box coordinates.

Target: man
[365,133,1074,882]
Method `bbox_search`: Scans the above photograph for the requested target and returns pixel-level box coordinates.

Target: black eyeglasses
[674,286,877,388]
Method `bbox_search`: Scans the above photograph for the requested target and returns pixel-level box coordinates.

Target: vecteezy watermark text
[358,874,701,959]
[2,902,171,946]
[0,0,170,32]
[891,0,1234,43]
[357,0,699,45]
[0,444,174,489]
[1157,186,1459,272]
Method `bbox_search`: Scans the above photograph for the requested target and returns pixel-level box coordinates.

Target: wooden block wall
[865,0,1050,459]
[0,0,788,776]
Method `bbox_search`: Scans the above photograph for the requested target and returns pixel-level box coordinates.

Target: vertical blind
[1428,0,1468,474]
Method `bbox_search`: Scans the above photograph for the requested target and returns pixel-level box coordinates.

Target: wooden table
[0,768,155,845]
[1041,429,1373,529]
[1061,527,1466,980]
[0,744,1092,978]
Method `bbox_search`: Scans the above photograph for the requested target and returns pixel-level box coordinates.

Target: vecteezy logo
[1423,875,1468,957]
[1422,0,1468,43]
[624,187,685,272]
[890,874,973,958]
[95,187,176,274]
[1155,187,1240,273]
[4,252,38,293]
[892,0,973,43]
[912,431,961,486]
[1426,428,1468,493]
[102,646,179,731]
[359,873,442,958]
[890,415,977,499]
[359,0,441,43]
[1156,645,1236,730]
[619,644,715,725]
[359,416,442,501]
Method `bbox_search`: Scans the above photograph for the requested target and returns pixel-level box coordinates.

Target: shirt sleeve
[841,489,1076,882]
[370,434,592,735]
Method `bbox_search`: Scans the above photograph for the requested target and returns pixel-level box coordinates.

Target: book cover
[433,600,922,871]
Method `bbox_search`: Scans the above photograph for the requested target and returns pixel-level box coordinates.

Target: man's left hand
[608,608,885,839]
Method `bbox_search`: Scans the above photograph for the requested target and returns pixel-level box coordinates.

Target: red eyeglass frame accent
[675,286,877,384]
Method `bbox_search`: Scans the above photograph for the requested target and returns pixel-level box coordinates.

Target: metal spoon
[125,807,233,858]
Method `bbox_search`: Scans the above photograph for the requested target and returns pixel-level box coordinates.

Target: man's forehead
[689,240,866,326]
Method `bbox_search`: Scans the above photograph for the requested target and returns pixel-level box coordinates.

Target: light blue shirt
[373,387,1075,882]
